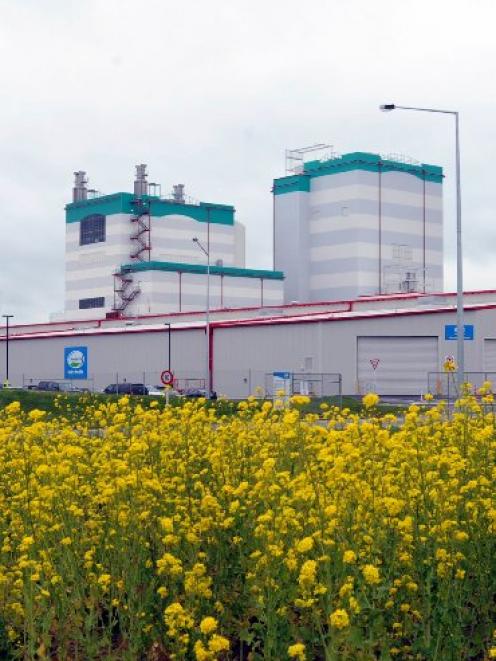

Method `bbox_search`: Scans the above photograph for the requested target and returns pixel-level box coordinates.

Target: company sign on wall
[64,346,88,379]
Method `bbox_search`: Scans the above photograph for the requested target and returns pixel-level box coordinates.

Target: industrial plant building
[60,166,283,321]
[274,151,443,302]
[1,148,493,398]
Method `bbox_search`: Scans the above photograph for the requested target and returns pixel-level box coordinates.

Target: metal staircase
[112,270,141,313]
[130,197,151,261]
[111,165,151,316]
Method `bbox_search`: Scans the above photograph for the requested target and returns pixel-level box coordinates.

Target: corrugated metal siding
[213,323,321,398]
[357,336,438,395]
[1,329,205,391]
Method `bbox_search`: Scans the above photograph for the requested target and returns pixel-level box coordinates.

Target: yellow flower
[296,537,314,553]
[362,393,379,409]
[298,560,317,588]
[28,409,46,421]
[329,608,350,630]
[288,642,306,660]
[5,401,21,414]
[199,616,218,635]
[208,634,230,653]
[362,564,380,585]
[343,550,356,564]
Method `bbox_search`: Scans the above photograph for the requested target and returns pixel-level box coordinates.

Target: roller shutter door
[357,336,438,395]
[483,339,496,372]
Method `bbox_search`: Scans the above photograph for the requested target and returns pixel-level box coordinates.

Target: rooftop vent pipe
[73,171,88,202]
[134,164,148,198]
[172,184,185,203]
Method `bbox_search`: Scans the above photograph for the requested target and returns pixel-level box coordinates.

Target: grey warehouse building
[1,290,496,397]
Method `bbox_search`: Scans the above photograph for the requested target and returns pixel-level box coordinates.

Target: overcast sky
[0,0,495,323]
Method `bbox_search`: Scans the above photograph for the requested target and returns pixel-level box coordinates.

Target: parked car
[183,388,208,398]
[145,385,165,397]
[103,383,149,395]
[58,383,87,393]
[36,381,62,392]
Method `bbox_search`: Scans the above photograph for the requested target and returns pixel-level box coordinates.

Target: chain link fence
[264,372,342,404]
[3,370,343,402]
[427,372,496,400]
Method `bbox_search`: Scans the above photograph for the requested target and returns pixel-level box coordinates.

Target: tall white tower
[273,151,443,302]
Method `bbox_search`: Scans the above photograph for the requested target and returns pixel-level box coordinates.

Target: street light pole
[193,226,211,397]
[164,323,171,371]
[2,315,13,387]
[380,104,464,390]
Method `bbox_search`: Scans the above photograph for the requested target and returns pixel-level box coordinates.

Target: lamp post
[164,323,171,371]
[2,314,13,387]
[380,103,464,390]
[192,234,211,396]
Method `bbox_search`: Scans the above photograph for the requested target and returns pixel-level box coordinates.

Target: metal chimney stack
[73,171,88,202]
[134,164,148,198]
[172,184,185,204]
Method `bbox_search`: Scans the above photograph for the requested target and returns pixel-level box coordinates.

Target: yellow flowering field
[1,390,496,659]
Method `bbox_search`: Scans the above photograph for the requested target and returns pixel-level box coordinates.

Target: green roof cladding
[273,151,444,195]
[65,193,235,224]
[119,260,284,280]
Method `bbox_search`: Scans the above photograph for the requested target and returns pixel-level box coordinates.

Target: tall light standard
[164,323,171,371]
[192,235,210,396]
[2,314,14,387]
[380,103,464,390]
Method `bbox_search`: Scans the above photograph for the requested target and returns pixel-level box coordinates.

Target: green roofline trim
[273,151,443,195]
[65,193,235,225]
[119,260,284,280]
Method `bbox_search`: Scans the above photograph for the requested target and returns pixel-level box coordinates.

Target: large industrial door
[357,336,438,395]
[483,339,496,372]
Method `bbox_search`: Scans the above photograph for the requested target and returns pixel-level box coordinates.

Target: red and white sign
[370,358,380,371]
[160,369,174,386]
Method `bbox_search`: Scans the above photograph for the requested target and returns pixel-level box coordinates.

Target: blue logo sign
[273,371,291,379]
[444,325,474,341]
[64,346,88,379]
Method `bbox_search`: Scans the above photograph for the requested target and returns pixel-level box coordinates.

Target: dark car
[103,383,149,395]
[37,381,61,392]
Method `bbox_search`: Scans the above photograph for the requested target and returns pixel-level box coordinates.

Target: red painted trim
[3,289,496,332]
[212,303,496,331]
[209,325,214,393]
[3,301,496,342]
[0,325,202,342]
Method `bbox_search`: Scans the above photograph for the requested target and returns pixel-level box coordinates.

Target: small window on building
[79,297,105,309]
[80,214,106,245]
[392,244,413,261]
[341,206,349,216]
